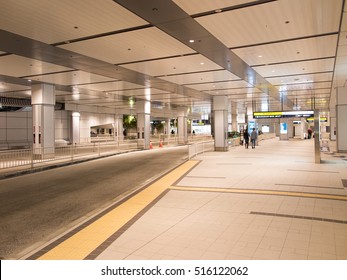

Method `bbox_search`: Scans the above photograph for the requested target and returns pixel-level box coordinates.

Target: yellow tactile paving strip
[37,160,199,260]
[169,186,347,201]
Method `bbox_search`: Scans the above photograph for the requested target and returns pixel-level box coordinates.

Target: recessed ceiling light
[189,39,195,43]
[258,55,262,58]
[200,62,204,65]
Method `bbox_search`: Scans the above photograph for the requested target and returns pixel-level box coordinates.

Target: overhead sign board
[253,110,314,119]
[306,117,327,122]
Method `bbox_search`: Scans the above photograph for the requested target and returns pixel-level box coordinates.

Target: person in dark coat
[243,129,249,149]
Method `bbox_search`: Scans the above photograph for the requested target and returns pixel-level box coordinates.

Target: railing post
[71,144,74,162]
[31,147,34,169]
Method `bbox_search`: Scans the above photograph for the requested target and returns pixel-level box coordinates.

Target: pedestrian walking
[250,128,257,149]
[243,129,249,149]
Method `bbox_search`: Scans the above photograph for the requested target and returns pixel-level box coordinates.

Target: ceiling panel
[0,0,147,44]
[0,82,29,93]
[196,0,342,48]
[0,55,72,78]
[123,54,223,76]
[267,72,333,85]
[28,71,116,86]
[77,81,144,92]
[277,81,332,91]
[173,0,255,15]
[233,35,338,66]
[61,27,195,65]
[253,58,335,78]
[187,80,252,91]
[160,70,240,85]
[206,87,262,95]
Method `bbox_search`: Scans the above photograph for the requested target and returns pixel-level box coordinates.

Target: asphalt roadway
[0,146,188,259]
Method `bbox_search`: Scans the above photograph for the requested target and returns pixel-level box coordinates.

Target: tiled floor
[95,138,347,260]
[26,137,347,260]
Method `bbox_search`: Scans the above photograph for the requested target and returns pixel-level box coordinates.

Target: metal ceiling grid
[0,0,345,115]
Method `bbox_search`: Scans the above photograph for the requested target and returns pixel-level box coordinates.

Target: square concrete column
[231,101,238,131]
[115,114,124,141]
[213,96,229,151]
[71,112,80,144]
[166,118,171,138]
[136,100,151,149]
[31,84,55,159]
[336,87,347,152]
[177,108,188,144]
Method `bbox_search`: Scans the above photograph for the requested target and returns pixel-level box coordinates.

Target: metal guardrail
[188,140,215,159]
[0,140,139,171]
[0,134,278,172]
[0,135,215,172]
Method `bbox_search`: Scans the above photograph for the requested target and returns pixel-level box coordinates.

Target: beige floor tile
[229,244,258,258]
[253,248,282,260]
[225,253,252,260]
[283,238,309,251]
[308,242,336,255]
[239,234,264,244]
[286,231,310,242]
[307,253,337,260]
[177,247,206,259]
[156,245,185,257]
[201,251,227,260]
[208,241,236,254]
[279,251,308,260]
[96,251,129,260]
[336,253,347,260]
[258,236,286,250]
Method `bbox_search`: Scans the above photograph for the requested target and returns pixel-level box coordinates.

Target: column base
[214,146,229,152]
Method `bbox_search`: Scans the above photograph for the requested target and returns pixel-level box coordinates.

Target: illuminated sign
[253,111,314,119]
[306,117,327,122]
